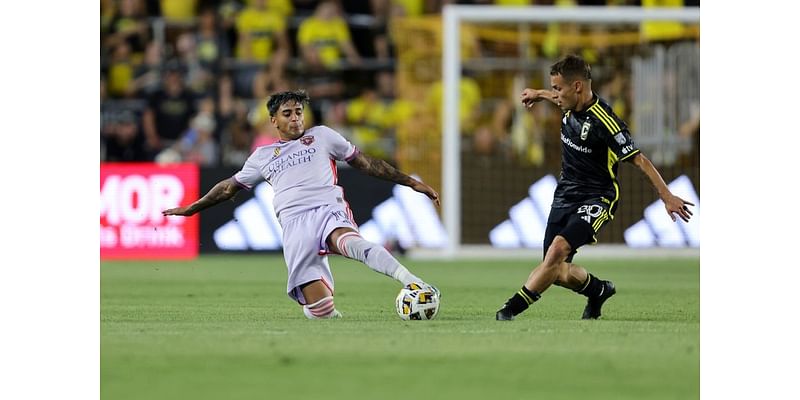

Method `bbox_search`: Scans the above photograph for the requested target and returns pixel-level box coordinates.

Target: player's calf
[302,296,342,319]
[336,232,423,286]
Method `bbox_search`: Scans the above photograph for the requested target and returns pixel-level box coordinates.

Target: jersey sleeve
[272,13,286,32]
[319,125,359,161]
[232,150,264,190]
[589,104,640,161]
[603,127,640,161]
[334,19,351,44]
[234,10,249,32]
[297,20,313,46]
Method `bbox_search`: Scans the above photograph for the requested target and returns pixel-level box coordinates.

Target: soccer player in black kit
[496,54,694,321]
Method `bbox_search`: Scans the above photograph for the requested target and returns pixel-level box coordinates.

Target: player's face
[550,74,579,111]
[271,101,306,140]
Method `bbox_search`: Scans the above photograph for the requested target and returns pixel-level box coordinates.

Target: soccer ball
[395,283,440,320]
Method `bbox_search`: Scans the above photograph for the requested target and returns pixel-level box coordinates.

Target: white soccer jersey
[233,125,359,223]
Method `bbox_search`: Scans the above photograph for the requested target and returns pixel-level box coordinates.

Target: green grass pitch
[101,254,699,400]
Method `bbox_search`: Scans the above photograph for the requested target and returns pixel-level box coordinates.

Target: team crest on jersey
[300,135,315,146]
[581,121,591,140]
[273,148,280,157]
[614,132,626,145]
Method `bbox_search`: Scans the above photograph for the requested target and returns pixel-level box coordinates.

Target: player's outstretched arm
[348,153,440,206]
[630,153,694,223]
[521,88,558,108]
[162,177,243,217]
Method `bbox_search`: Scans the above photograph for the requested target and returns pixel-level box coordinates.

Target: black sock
[503,286,541,315]
[576,274,605,298]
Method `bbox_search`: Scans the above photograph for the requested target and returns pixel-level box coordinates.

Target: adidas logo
[490,174,700,249]
[213,176,447,250]
[489,174,558,248]
[624,175,699,248]
[358,178,448,249]
[214,183,283,250]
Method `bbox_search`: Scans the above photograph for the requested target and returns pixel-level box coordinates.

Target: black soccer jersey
[551,94,640,213]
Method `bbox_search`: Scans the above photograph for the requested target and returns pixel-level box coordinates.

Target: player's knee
[303,296,340,319]
[543,236,571,266]
[552,236,572,257]
[337,233,385,263]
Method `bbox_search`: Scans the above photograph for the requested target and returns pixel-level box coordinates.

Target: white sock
[337,233,422,286]
[302,296,341,319]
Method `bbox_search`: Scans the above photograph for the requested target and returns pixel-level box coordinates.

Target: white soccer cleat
[418,282,442,300]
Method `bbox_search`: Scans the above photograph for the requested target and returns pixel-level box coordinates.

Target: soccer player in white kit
[162,91,441,319]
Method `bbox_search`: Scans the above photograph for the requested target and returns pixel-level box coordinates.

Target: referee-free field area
[101,254,699,400]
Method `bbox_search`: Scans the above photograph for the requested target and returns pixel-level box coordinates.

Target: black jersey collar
[574,93,600,114]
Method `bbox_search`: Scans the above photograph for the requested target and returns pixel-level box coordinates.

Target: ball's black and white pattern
[395,283,440,320]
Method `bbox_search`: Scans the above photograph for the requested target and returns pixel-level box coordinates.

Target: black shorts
[542,200,613,262]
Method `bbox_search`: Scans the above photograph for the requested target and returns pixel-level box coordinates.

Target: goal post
[440,5,700,258]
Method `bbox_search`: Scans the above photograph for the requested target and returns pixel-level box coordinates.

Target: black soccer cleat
[495,306,515,321]
[582,280,616,320]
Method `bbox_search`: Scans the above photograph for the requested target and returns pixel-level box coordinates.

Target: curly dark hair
[266,90,310,116]
[550,54,592,82]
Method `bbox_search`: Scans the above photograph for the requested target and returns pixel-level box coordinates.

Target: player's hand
[410,180,440,207]
[520,88,549,108]
[663,195,694,223]
[162,206,194,217]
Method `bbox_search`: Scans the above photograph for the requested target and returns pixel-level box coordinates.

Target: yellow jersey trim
[607,149,621,215]
[589,103,621,134]
[619,148,641,162]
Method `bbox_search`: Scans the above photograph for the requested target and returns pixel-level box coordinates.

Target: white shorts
[281,203,357,304]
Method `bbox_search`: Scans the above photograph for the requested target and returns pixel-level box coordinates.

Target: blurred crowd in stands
[101,0,699,168]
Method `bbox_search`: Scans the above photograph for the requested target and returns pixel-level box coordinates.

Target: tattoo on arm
[348,153,414,186]
[188,178,241,214]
